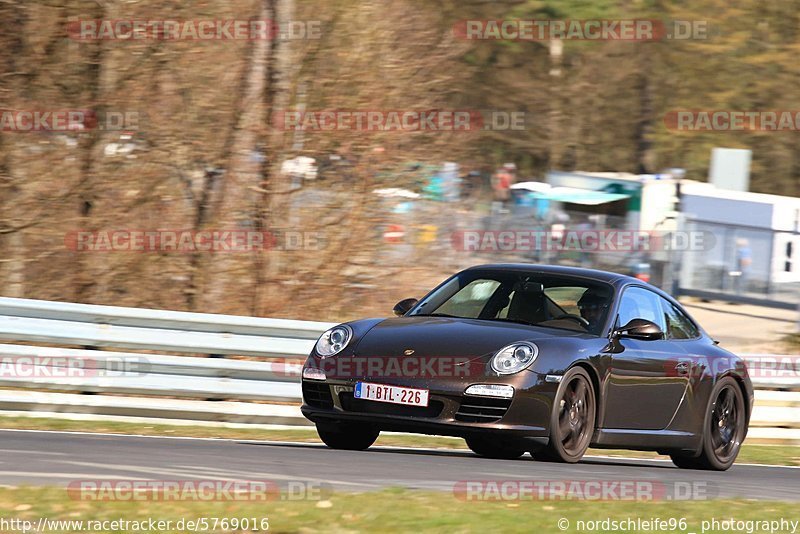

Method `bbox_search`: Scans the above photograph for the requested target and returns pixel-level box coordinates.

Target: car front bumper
[300,373,558,446]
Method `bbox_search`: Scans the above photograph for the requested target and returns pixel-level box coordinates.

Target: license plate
[354,382,429,407]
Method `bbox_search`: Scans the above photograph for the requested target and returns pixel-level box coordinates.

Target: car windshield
[409,270,614,336]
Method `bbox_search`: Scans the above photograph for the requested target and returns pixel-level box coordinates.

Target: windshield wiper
[411,312,459,318]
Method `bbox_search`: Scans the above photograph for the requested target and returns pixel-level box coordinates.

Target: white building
[680,182,800,286]
[545,170,800,288]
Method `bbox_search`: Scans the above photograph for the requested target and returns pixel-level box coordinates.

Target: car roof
[464,263,639,286]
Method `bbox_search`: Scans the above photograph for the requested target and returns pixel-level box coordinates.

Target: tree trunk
[254,0,297,315]
[197,0,274,312]
[73,1,107,303]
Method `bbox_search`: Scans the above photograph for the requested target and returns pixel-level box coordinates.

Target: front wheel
[534,366,596,463]
[465,436,526,459]
[671,377,746,471]
[316,422,379,451]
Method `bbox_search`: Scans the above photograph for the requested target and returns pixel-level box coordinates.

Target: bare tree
[197,0,275,313]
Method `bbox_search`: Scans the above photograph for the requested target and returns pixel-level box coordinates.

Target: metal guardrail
[0,297,335,339]
[0,296,334,357]
[0,297,796,443]
[0,344,302,400]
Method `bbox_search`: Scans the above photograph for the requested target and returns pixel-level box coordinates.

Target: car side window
[661,298,700,340]
[616,287,667,331]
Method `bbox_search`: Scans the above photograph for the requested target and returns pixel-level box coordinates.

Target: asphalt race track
[0,429,797,500]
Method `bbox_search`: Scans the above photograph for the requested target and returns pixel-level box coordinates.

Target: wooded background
[1,0,798,320]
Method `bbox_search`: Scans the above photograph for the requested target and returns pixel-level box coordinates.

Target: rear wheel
[534,367,596,463]
[316,422,379,451]
[465,436,526,459]
[671,377,745,471]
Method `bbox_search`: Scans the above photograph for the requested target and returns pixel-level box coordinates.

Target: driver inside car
[577,287,611,333]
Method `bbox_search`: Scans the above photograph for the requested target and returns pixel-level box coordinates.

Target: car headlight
[490,342,538,375]
[314,325,353,358]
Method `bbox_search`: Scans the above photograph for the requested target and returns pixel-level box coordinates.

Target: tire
[535,366,596,463]
[668,453,702,469]
[465,436,526,460]
[316,422,379,451]
[671,377,746,471]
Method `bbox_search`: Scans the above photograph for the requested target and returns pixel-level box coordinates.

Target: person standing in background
[491,163,517,212]
[732,238,752,295]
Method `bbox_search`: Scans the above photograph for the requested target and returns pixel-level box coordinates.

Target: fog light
[465,384,514,398]
[303,367,326,381]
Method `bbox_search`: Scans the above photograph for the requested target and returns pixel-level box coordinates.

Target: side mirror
[615,318,664,341]
[393,298,418,317]
[602,318,664,353]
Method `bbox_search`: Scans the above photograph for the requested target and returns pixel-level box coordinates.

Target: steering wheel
[552,314,590,328]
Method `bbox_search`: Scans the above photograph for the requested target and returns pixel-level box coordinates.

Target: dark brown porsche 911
[301,264,753,471]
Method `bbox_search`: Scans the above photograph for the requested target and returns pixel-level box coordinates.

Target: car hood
[352,315,587,360]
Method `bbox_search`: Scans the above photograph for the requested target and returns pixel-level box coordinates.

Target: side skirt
[591,428,700,451]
